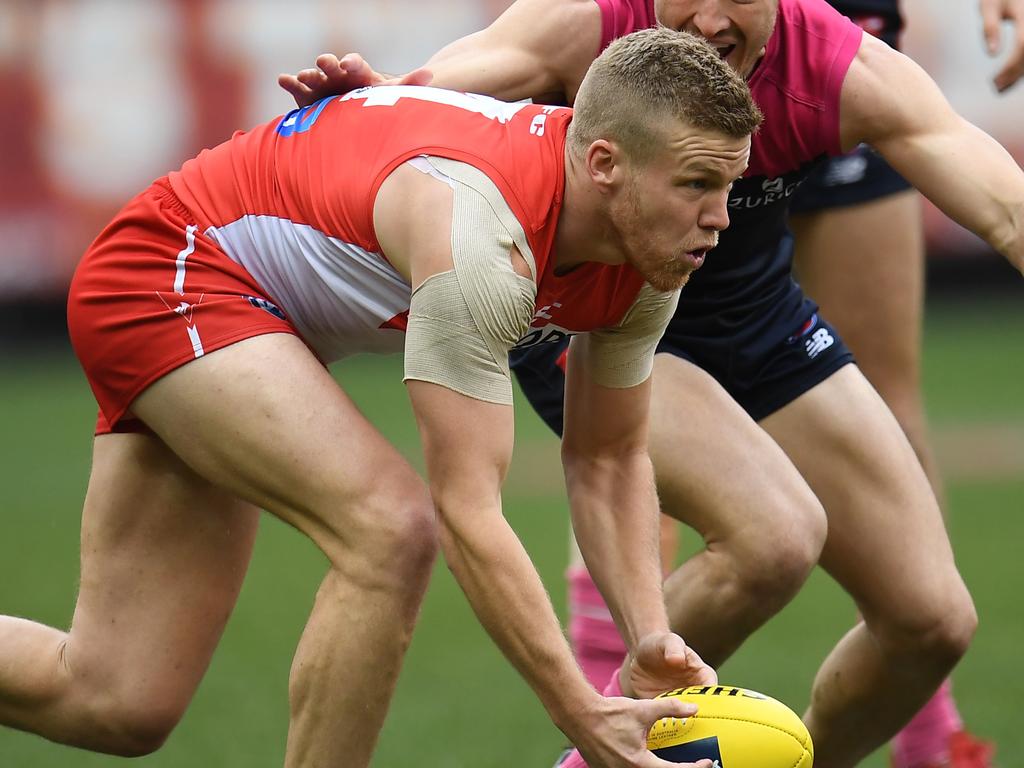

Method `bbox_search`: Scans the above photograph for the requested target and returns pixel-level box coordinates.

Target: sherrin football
[647,685,813,767]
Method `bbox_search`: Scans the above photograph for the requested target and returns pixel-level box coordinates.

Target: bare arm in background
[278,0,599,106]
[841,34,1024,273]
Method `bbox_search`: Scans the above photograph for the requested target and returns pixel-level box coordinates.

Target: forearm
[880,121,1024,268]
[436,494,598,730]
[563,449,669,650]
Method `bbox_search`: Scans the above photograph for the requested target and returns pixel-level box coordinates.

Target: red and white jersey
[166,86,649,361]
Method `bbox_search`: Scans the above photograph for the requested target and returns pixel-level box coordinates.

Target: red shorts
[68,177,298,435]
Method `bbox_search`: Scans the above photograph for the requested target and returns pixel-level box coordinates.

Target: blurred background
[1,1,1022,766]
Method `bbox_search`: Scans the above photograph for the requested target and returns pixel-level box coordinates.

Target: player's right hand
[569,694,713,768]
[278,53,433,108]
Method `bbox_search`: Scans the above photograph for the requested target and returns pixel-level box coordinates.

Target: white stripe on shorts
[174,225,198,295]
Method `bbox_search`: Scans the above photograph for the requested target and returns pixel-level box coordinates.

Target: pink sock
[891,680,963,768]
[567,566,628,689]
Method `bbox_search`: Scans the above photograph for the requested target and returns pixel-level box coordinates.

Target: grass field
[1,300,1022,767]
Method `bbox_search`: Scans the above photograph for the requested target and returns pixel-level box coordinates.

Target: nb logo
[805,328,834,358]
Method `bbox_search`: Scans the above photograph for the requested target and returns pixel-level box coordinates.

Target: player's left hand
[624,632,718,700]
[980,0,1024,91]
[278,53,433,108]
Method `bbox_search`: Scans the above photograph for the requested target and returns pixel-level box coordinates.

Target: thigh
[67,431,259,715]
[130,332,429,560]
[790,190,925,413]
[647,353,822,552]
[761,365,959,623]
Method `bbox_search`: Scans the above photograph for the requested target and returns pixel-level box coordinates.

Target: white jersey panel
[206,215,411,360]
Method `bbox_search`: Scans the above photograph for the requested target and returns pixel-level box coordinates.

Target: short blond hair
[568,28,762,161]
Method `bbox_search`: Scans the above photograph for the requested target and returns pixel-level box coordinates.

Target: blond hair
[568,28,762,161]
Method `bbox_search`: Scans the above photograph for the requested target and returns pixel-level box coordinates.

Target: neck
[555,149,627,274]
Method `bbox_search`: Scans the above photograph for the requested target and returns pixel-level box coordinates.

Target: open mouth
[712,43,736,60]
[685,249,709,269]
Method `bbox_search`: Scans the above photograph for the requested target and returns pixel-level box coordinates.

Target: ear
[585,139,625,193]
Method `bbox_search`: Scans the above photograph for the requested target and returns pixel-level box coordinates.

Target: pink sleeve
[592,0,657,54]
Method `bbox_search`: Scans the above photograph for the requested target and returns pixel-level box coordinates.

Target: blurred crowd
[0,0,1020,299]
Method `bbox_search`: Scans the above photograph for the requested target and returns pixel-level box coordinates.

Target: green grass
[1,300,1022,766]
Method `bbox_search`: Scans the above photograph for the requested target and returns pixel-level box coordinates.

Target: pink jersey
[594,0,863,178]
[166,86,648,361]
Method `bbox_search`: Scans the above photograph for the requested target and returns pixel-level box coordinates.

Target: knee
[73,689,185,757]
[873,580,977,669]
[718,497,826,610]
[319,473,439,590]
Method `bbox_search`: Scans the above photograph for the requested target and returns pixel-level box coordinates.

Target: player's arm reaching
[562,286,717,700]
[279,0,597,106]
[374,161,710,768]
[842,33,1024,274]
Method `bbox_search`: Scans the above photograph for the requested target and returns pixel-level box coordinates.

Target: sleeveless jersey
[595,0,863,335]
[829,0,902,47]
[167,86,647,362]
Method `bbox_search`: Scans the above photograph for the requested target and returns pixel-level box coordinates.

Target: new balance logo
[805,328,834,358]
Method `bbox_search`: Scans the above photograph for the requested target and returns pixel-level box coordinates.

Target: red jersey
[166,86,648,360]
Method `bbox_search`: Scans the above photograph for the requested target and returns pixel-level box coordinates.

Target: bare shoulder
[839,34,954,149]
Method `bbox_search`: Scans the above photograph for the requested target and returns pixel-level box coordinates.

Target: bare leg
[762,365,977,768]
[0,433,258,755]
[790,191,943,508]
[645,354,827,667]
[0,334,438,766]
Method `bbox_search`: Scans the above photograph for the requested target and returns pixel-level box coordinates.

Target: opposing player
[279,1,1024,766]
[0,30,762,768]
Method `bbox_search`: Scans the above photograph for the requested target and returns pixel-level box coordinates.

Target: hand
[624,632,718,700]
[980,0,1024,91]
[571,693,714,768]
[277,53,433,108]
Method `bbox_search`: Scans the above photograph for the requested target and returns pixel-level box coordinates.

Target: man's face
[655,0,779,79]
[608,124,751,292]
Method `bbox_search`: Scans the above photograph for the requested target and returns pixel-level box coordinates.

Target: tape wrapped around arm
[403,157,537,404]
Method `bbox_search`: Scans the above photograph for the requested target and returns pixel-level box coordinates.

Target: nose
[687,1,730,39]
[699,190,731,233]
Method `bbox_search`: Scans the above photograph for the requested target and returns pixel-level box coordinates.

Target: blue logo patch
[276,97,335,137]
[653,736,724,766]
[247,296,287,321]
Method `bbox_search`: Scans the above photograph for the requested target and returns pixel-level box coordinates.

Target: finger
[644,696,699,722]
[980,0,1003,53]
[395,66,434,87]
[995,27,1024,90]
[644,753,714,768]
[316,52,346,75]
[657,632,689,662]
[330,53,363,78]
[277,74,314,103]
[296,69,327,88]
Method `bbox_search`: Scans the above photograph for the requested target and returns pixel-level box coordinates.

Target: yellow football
[647,685,813,767]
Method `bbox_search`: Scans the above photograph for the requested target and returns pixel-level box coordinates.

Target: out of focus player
[0,29,762,768]
[280,1,1024,766]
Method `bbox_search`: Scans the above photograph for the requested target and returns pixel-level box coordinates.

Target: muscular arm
[281,0,601,106]
[377,162,702,768]
[561,308,715,698]
[422,0,601,102]
[842,34,1024,273]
